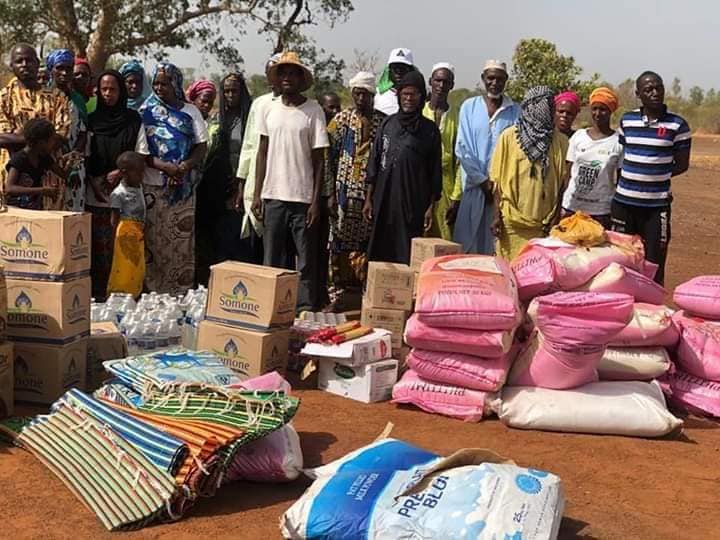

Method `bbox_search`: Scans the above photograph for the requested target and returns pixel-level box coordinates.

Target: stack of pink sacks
[662,276,720,417]
[392,255,522,421]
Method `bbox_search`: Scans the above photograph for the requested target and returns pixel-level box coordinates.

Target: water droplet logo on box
[9,290,48,330]
[64,293,87,325]
[69,230,89,261]
[14,355,43,394]
[214,337,250,375]
[62,355,80,388]
[0,226,49,266]
[219,280,260,318]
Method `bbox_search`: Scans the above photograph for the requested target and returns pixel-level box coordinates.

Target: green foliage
[505,38,599,102]
[689,86,704,107]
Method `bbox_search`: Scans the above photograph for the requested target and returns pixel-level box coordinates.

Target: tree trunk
[86,2,118,73]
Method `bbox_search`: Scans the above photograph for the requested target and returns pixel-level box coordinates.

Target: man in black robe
[363,70,442,264]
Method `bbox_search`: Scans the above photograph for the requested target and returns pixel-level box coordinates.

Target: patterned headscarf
[186,79,217,102]
[46,49,75,72]
[152,62,185,102]
[119,59,150,110]
[516,86,555,179]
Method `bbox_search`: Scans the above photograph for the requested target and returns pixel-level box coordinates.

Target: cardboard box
[301,329,392,367]
[361,301,408,349]
[318,358,399,403]
[14,339,87,404]
[206,261,299,331]
[86,322,128,392]
[6,276,90,344]
[196,320,290,380]
[0,207,90,280]
[410,237,462,271]
[365,262,414,310]
[0,342,13,416]
[0,269,7,340]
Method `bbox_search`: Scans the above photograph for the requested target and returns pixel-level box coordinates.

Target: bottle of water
[140,321,157,352]
[126,323,142,355]
[154,320,169,351]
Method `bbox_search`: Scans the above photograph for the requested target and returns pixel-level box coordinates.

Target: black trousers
[611,200,671,285]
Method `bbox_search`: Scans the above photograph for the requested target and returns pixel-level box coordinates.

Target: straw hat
[267,51,314,92]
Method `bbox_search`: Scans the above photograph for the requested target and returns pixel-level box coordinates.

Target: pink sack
[673,311,720,381]
[414,255,521,330]
[511,233,655,301]
[224,424,303,483]
[509,292,634,389]
[228,371,292,392]
[662,369,720,417]
[391,369,491,422]
[674,276,720,320]
[573,262,666,305]
[406,348,512,392]
[404,314,513,358]
[610,303,679,347]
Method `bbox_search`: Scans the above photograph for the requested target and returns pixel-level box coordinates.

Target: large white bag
[497,381,682,437]
[281,439,565,540]
[598,347,671,381]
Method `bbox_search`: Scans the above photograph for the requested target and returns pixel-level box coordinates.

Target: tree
[689,85,704,106]
[0,0,353,75]
[671,77,682,98]
[706,88,717,104]
[506,38,600,102]
[349,48,379,74]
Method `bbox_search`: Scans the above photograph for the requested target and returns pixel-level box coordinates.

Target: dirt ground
[2,137,720,539]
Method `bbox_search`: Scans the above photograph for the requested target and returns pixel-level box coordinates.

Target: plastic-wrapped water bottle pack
[90,287,208,355]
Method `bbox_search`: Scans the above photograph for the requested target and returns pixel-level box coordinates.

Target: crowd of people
[0,43,692,311]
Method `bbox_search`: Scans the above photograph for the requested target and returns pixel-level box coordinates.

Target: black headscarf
[87,69,142,177]
[395,70,427,134]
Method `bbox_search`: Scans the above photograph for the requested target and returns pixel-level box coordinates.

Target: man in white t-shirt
[253,52,329,311]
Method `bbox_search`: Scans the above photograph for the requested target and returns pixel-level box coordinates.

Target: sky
[166,0,718,92]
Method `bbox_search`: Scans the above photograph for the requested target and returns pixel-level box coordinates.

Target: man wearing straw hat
[252,51,329,311]
[453,59,520,254]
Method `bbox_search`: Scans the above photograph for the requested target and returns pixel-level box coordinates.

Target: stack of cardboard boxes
[86,321,128,392]
[197,261,299,380]
[0,208,91,404]
[409,237,463,295]
[0,269,11,416]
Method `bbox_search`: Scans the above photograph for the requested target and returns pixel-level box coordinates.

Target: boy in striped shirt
[611,71,691,285]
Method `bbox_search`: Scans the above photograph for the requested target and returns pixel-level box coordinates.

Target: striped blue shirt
[615,107,691,207]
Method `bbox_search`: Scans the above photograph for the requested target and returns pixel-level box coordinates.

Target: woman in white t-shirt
[561,87,621,228]
[136,63,209,295]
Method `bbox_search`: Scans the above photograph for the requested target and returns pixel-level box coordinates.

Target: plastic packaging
[673,311,720,382]
[673,276,720,320]
[572,262,666,305]
[598,347,671,381]
[610,303,679,348]
[406,348,512,392]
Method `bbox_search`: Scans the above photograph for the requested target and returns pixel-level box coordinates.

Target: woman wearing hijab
[86,70,143,300]
[186,79,217,122]
[490,86,569,260]
[73,57,96,113]
[119,59,150,111]
[363,70,442,264]
[136,62,208,295]
[561,87,621,228]
[46,48,89,211]
[196,73,253,285]
[554,90,581,138]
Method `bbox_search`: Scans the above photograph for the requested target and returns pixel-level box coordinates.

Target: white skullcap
[483,59,507,73]
[387,47,414,66]
[349,71,376,93]
[431,62,456,76]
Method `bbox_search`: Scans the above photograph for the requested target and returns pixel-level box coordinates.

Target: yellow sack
[550,212,606,247]
[107,219,145,298]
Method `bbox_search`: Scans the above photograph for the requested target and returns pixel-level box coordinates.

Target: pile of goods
[13,348,302,531]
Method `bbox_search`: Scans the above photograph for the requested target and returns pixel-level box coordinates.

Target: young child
[106,151,147,298]
[5,118,63,209]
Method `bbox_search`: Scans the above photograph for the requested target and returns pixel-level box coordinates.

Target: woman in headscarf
[86,70,143,300]
[46,48,88,211]
[136,62,209,294]
[490,86,569,260]
[186,79,217,122]
[73,57,96,113]
[561,87,621,228]
[554,90,581,138]
[363,70,442,264]
[325,71,385,308]
[119,59,150,111]
[195,73,252,285]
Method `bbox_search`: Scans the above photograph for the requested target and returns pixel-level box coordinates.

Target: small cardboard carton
[360,301,408,349]
[0,269,7,340]
[86,322,128,392]
[6,276,90,344]
[0,207,90,280]
[301,328,392,367]
[410,237,462,271]
[318,358,399,403]
[196,320,290,380]
[14,339,87,404]
[206,261,299,331]
[0,342,13,416]
[364,262,414,310]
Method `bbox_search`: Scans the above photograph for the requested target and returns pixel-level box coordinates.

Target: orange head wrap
[589,87,619,113]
